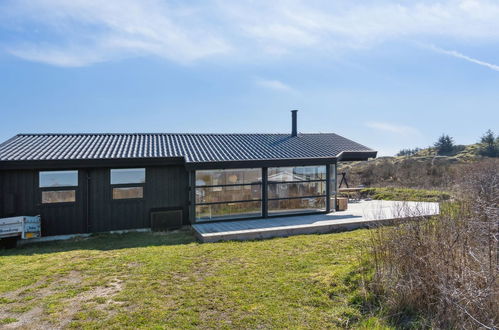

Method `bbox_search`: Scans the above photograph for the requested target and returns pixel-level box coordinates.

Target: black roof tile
[0,133,376,163]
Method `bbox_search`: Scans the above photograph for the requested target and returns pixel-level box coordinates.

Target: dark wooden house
[0,111,376,237]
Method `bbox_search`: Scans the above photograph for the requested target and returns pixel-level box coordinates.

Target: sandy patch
[0,273,123,329]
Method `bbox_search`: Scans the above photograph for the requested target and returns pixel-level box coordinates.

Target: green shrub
[358,187,451,202]
[478,129,498,157]
[434,134,455,155]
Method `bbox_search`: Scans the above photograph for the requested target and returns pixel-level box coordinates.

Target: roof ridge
[15,132,338,136]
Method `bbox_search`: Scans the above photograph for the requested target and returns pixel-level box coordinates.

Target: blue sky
[0,0,498,156]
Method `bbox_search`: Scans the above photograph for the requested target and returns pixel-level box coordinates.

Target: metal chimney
[291,110,298,137]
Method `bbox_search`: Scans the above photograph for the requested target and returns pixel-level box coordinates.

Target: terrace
[192,200,440,242]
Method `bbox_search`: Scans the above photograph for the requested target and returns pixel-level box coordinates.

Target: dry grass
[340,156,499,190]
[365,160,499,328]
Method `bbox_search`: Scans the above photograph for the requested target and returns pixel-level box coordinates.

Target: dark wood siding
[0,170,37,218]
[0,165,190,236]
[38,170,87,235]
[88,166,189,232]
[0,169,86,236]
[0,170,85,236]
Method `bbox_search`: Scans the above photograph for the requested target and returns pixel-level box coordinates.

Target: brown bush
[340,157,460,189]
[342,158,499,191]
[366,160,499,328]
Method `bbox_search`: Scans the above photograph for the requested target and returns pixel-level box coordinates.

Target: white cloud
[426,44,499,72]
[8,45,108,67]
[223,0,499,55]
[365,122,420,136]
[256,79,292,92]
[1,0,231,66]
[2,0,499,66]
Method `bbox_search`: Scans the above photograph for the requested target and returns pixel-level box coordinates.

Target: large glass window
[195,168,262,221]
[268,165,327,215]
[39,170,78,188]
[194,165,331,222]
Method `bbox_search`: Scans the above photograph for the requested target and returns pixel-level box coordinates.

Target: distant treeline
[396,148,422,157]
[397,129,499,157]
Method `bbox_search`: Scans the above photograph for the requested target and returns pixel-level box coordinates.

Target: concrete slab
[192,200,440,243]
[17,227,151,245]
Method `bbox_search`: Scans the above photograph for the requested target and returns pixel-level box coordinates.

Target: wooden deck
[192,200,440,243]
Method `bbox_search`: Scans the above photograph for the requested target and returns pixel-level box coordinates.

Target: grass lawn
[0,229,388,329]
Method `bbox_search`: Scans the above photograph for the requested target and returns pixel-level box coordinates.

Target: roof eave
[185,157,339,170]
[0,151,377,171]
[337,150,377,161]
[0,157,186,170]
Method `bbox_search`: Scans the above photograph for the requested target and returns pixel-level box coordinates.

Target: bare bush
[341,157,460,189]
[366,160,499,328]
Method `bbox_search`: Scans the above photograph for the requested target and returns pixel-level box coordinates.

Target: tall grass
[365,160,498,328]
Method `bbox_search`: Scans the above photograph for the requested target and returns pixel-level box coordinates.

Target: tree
[434,134,455,155]
[396,148,421,157]
[478,129,498,157]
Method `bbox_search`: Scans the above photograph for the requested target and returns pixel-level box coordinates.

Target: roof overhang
[0,157,185,170]
[337,151,377,161]
[185,157,338,170]
[0,151,376,171]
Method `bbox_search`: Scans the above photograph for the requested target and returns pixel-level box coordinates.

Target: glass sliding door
[267,166,327,215]
[194,168,262,221]
[193,165,332,222]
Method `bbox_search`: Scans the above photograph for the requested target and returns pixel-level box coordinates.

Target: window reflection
[268,165,327,216]
[268,166,326,182]
[112,187,144,200]
[196,185,261,204]
[111,168,145,184]
[39,170,78,188]
[194,166,330,221]
[268,181,326,199]
[196,168,261,186]
[42,190,76,203]
[195,168,263,221]
[329,164,337,194]
[268,197,326,215]
[196,201,262,221]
